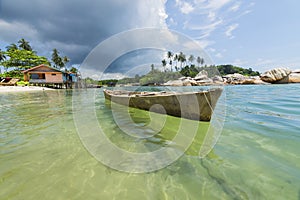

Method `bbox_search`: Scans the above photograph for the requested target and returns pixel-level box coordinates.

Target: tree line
[161,51,205,72]
[113,50,260,86]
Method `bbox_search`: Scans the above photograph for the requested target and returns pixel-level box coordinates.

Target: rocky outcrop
[276,69,300,83]
[163,80,184,86]
[194,70,208,81]
[288,71,300,83]
[222,74,269,85]
[223,73,245,84]
[260,68,292,83]
[163,67,300,86]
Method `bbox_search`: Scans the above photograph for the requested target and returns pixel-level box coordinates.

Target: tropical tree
[51,49,64,69]
[1,49,49,71]
[0,48,6,62]
[188,55,195,66]
[18,38,32,51]
[150,64,155,72]
[196,56,205,67]
[69,66,78,73]
[162,59,167,72]
[63,56,70,65]
[174,54,179,71]
[167,51,173,72]
[178,52,186,69]
[201,58,204,65]
[51,49,70,69]
[6,43,18,51]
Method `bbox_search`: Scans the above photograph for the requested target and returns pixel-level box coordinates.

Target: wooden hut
[23,64,77,88]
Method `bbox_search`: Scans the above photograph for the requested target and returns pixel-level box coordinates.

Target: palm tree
[167,51,173,72]
[182,55,187,68]
[6,43,18,51]
[188,55,195,66]
[174,54,178,71]
[70,67,78,73]
[201,58,205,65]
[0,49,6,62]
[52,49,63,68]
[162,59,167,72]
[178,52,186,70]
[63,56,70,66]
[150,64,155,72]
[18,38,32,51]
[196,56,205,67]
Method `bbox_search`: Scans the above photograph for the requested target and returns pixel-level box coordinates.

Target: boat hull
[103,88,222,121]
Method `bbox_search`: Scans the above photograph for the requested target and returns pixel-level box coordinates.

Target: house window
[52,74,57,76]
[30,73,45,79]
[30,74,39,79]
[39,74,46,79]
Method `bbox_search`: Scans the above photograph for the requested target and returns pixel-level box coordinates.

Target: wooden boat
[103,88,223,121]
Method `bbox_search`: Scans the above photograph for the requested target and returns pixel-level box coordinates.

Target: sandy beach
[0,86,56,93]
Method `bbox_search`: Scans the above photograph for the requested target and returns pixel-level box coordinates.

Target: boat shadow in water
[104,99,214,156]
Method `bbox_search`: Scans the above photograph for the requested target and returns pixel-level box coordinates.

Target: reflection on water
[0,85,300,199]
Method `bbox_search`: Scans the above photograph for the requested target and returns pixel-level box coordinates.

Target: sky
[0,0,299,79]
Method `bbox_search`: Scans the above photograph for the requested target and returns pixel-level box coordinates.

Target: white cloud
[168,17,177,26]
[229,2,241,12]
[215,52,223,58]
[175,0,195,14]
[185,19,223,37]
[196,40,215,49]
[181,2,195,14]
[208,12,216,21]
[200,0,233,11]
[232,58,247,66]
[208,48,216,52]
[225,23,239,39]
[101,73,128,80]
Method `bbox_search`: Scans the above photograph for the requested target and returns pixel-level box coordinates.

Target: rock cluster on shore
[163,68,300,86]
[260,68,300,84]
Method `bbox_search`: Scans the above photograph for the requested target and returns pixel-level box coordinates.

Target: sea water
[0,84,299,199]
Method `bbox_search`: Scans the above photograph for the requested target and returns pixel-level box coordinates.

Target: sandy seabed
[0,86,56,93]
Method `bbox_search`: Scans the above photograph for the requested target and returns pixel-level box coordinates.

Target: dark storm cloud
[0,0,167,64]
[105,48,164,74]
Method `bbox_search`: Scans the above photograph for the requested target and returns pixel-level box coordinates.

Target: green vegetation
[92,50,261,86]
[117,74,140,85]
[0,43,260,86]
[156,50,259,78]
[51,48,69,69]
[0,38,76,80]
[17,81,29,86]
[1,39,50,74]
[139,69,181,86]
[111,51,260,85]
[217,65,260,76]
[180,65,199,77]
[179,64,260,78]
[98,79,118,86]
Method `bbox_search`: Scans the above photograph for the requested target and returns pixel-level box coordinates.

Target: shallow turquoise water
[0,84,300,199]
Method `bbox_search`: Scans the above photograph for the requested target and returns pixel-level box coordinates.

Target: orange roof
[22,64,63,73]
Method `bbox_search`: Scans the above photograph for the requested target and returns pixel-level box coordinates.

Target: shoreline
[0,86,56,93]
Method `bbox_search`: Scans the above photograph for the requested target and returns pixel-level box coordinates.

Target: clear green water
[0,85,300,199]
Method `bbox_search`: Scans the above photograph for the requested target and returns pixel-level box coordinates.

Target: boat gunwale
[103,89,220,98]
